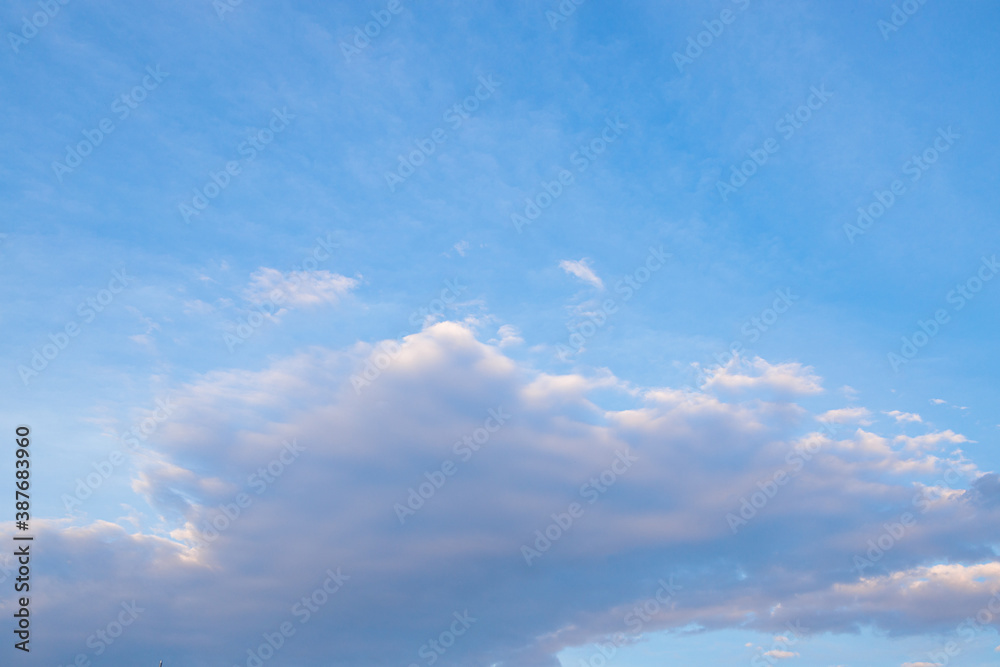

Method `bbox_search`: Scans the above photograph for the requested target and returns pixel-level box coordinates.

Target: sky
[1,0,1000,665]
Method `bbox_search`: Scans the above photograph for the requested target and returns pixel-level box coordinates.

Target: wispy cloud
[243,268,359,309]
[559,258,604,290]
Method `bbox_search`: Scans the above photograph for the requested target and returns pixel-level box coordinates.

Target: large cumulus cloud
[6,321,999,666]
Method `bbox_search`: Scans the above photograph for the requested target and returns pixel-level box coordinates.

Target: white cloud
[491,324,524,348]
[559,258,604,289]
[885,410,923,423]
[764,649,799,659]
[893,430,969,452]
[701,356,823,396]
[10,322,1000,666]
[818,407,872,424]
[243,267,358,308]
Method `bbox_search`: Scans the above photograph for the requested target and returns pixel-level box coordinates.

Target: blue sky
[2,0,1000,665]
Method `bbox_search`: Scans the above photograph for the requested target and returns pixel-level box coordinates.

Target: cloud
[701,356,824,397]
[930,399,947,405]
[818,407,872,424]
[902,662,941,667]
[559,259,604,289]
[764,649,799,659]
[183,299,215,315]
[894,430,969,452]
[454,241,469,257]
[885,410,923,423]
[8,322,999,666]
[243,267,358,309]
[490,324,524,348]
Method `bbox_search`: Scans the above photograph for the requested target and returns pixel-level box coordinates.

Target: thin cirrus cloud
[559,258,604,290]
[7,321,999,666]
[243,267,359,309]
